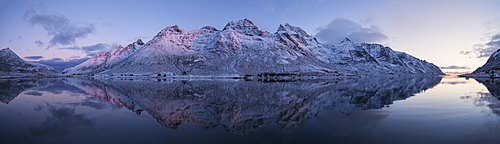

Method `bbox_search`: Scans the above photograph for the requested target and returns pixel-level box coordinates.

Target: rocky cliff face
[63,19,443,76]
[0,48,58,76]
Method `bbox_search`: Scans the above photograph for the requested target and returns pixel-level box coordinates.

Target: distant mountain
[460,49,500,78]
[0,48,58,77]
[308,37,443,75]
[34,58,90,72]
[63,19,443,76]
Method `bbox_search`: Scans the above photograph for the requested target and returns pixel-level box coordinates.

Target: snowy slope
[63,39,145,74]
[461,49,500,77]
[0,48,58,76]
[64,19,443,76]
[310,38,443,75]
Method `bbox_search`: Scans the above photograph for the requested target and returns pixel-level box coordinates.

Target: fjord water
[1,76,499,144]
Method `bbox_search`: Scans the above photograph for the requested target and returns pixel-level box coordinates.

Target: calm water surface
[1,76,499,144]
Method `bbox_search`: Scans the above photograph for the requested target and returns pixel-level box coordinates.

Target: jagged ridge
[63,19,443,76]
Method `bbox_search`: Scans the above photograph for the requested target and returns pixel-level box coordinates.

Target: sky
[1,0,499,73]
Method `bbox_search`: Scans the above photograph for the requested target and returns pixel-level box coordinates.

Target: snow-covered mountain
[311,38,443,75]
[0,48,58,76]
[63,39,145,74]
[63,19,443,76]
[460,49,500,77]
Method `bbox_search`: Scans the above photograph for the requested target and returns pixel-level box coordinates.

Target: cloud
[24,7,95,47]
[33,57,89,72]
[315,18,389,44]
[461,34,500,58]
[24,104,95,139]
[440,65,470,69]
[58,46,80,50]
[34,40,44,47]
[24,91,43,96]
[487,34,500,48]
[57,43,111,57]
[81,43,110,54]
[8,36,22,43]
[24,56,44,60]
[67,97,108,110]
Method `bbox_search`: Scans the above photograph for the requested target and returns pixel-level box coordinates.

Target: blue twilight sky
[1,0,499,73]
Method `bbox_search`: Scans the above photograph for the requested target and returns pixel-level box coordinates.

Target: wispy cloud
[8,36,22,43]
[24,104,95,139]
[57,43,111,57]
[315,18,388,44]
[24,91,43,96]
[24,5,95,48]
[34,40,44,47]
[461,34,500,58]
[81,43,110,54]
[24,56,44,60]
[58,46,80,50]
[440,65,470,69]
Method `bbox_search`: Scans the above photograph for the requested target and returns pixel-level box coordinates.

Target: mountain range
[62,19,443,76]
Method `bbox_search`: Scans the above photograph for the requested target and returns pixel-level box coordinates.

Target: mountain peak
[277,23,309,36]
[198,26,218,33]
[340,38,353,44]
[223,18,255,30]
[64,20,443,76]
[201,26,217,31]
[168,25,182,30]
[135,39,145,45]
[1,47,11,51]
[0,47,15,56]
[156,25,185,37]
[222,19,267,36]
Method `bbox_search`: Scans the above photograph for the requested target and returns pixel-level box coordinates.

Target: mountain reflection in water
[468,78,500,117]
[59,76,441,136]
[4,76,500,143]
[0,78,58,104]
